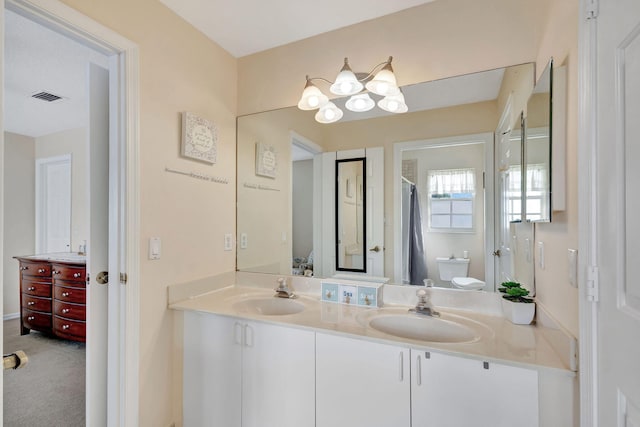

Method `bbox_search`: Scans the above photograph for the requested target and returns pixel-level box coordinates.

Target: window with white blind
[427,168,475,230]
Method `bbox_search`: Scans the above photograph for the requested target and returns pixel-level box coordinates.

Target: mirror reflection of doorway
[35,155,72,254]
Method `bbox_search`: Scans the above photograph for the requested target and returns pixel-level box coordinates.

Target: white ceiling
[4,9,108,138]
[158,0,436,58]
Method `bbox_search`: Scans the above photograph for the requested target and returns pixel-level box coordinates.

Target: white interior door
[86,62,110,425]
[35,155,71,253]
[592,0,640,425]
[366,147,384,277]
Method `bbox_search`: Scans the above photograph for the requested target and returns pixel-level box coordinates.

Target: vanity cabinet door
[411,350,538,427]
[183,312,242,427]
[241,322,315,427]
[316,333,410,427]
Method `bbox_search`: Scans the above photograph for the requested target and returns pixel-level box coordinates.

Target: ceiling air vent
[31,91,63,102]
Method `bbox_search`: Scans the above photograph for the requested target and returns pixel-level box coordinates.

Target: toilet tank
[436,257,470,281]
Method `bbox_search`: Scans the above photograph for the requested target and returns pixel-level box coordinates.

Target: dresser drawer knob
[53,270,60,275]
[27,286,35,291]
[62,292,70,297]
[27,301,35,306]
[62,324,70,330]
[62,308,70,314]
[27,316,35,321]
[73,272,81,278]
[38,268,46,273]
[20,266,28,271]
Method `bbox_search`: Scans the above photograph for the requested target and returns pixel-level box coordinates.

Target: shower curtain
[402,182,428,285]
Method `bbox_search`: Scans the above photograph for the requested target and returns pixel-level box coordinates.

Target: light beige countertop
[170,282,575,376]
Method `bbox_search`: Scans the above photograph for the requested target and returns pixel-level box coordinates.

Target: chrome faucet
[274,277,297,299]
[410,286,439,317]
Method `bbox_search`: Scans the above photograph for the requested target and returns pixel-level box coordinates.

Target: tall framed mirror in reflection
[336,158,366,272]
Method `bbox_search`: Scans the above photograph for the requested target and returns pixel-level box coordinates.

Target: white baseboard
[3,312,20,321]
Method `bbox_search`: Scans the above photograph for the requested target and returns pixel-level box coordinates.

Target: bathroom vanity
[15,253,87,342]
[171,274,576,427]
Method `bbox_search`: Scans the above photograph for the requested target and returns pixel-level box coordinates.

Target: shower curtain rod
[402,176,415,186]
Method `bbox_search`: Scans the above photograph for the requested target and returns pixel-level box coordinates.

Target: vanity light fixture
[298,56,407,123]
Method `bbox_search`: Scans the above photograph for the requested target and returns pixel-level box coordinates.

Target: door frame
[0,0,141,425]
[392,133,495,289]
[577,0,597,425]
[35,153,72,253]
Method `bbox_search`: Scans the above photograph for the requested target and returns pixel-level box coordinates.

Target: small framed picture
[255,142,277,178]
[181,112,218,164]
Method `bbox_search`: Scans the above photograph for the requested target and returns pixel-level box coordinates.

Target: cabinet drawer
[21,279,51,298]
[22,308,52,330]
[53,285,86,304]
[53,316,85,341]
[19,261,51,278]
[53,300,85,321]
[21,295,52,313]
[51,265,86,283]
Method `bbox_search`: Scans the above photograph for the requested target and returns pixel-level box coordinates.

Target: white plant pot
[501,298,536,325]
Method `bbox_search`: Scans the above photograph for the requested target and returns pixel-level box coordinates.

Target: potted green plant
[499,281,535,325]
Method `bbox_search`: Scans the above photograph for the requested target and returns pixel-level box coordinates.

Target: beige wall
[238,0,551,115]
[532,0,580,337]
[35,127,87,252]
[3,132,35,316]
[58,0,237,425]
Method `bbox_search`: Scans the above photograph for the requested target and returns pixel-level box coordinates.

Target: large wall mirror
[237,62,545,293]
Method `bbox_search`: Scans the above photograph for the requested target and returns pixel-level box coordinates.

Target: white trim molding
[3,1,141,425]
[578,0,599,425]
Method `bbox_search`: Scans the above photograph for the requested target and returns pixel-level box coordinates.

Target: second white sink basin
[358,308,490,344]
[369,315,477,343]
[232,297,305,316]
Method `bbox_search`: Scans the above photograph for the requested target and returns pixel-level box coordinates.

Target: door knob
[369,246,381,253]
[96,271,109,285]
[492,249,501,257]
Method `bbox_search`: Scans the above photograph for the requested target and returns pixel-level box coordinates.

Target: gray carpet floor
[3,318,85,427]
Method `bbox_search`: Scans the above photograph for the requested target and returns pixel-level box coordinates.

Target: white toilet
[435,257,485,290]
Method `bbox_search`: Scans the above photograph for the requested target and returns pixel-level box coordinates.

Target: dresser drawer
[19,261,51,278]
[53,285,86,304]
[21,279,51,298]
[53,300,85,321]
[21,295,52,313]
[22,308,52,330]
[53,316,86,341]
[51,264,86,283]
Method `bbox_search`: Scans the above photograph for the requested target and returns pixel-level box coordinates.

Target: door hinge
[586,0,599,19]
[119,272,128,285]
[586,265,599,302]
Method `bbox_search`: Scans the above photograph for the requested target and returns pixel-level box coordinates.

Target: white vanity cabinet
[183,312,315,427]
[316,333,411,427]
[411,350,539,427]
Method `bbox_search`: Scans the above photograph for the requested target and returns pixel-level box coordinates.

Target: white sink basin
[358,308,489,344]
[232,297,305,316]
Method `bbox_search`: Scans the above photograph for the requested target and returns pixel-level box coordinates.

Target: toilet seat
[451,277,485,290]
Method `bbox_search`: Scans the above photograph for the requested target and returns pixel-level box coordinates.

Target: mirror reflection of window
[427,168,475,230]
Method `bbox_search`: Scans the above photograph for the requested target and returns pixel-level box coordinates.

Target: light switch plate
[224,234,233,251]
[149,237,161,260]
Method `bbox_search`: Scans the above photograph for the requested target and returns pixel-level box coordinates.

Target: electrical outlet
[568,249,578,287]
[224,233,233,251]
[240,233,248,249]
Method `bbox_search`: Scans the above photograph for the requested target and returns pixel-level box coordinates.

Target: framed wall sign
[181,112,218,164]
[255,142,278,178]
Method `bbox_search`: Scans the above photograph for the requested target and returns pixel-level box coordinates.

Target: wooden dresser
[16,256,86,343]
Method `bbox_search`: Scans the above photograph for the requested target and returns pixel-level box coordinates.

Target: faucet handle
[276,277,288,290]
[416,288,428,304]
